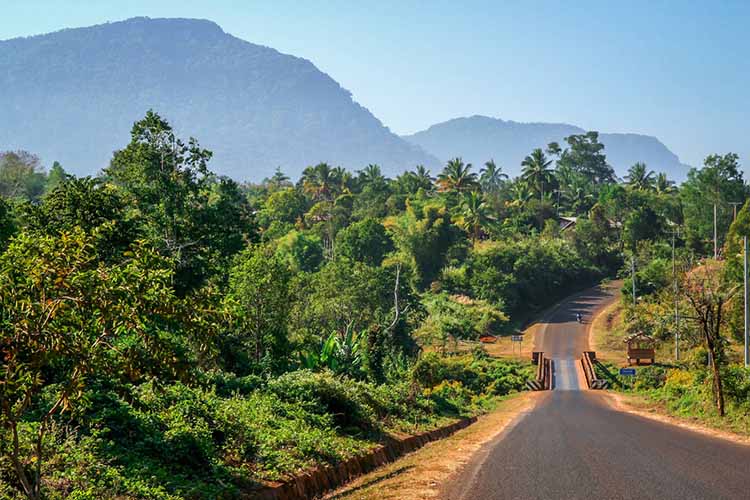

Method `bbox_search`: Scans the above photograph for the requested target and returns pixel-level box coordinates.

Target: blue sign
[511,335,524,342]
[619,368,636,376]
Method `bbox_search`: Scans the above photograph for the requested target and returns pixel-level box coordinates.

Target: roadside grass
[596,360,750,439]
[590,300,625,363]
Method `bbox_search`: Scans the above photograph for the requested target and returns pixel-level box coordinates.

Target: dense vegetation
[593,151,750,430]
[0,109,741,499]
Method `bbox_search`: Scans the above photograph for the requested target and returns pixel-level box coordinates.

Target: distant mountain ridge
[0,17,438,180]
[402,116,691,180]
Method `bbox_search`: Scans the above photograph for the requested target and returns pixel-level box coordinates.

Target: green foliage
[335,218,394,266]
[386,200,463,288]
[8,107,742,498]
[300,330,366,378]
[258,187,307,227]
[0,151,47,201]
[224,245,293,375]
[415,292,508,347]
[105,111,253,294]
[681,153,747,254]
[22,177,135,260]
[273,229,324,273]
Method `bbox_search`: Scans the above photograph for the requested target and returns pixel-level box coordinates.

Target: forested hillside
[0,17,437,180]
[0,109,743,499]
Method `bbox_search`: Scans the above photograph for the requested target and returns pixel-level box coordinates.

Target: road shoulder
[323,392,545,500]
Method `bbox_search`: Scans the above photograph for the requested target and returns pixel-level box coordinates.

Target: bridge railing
[581,351,608,390]
[527,352,552,391]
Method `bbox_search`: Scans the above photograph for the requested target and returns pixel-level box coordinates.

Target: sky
[2,0,748,169]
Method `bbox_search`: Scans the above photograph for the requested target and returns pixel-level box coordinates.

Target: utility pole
[745,236,749,367]
[631,255,636,303]
[714,203,718,259]
[673,230,680,361]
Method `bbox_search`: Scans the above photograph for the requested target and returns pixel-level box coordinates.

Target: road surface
[442,284,750,500]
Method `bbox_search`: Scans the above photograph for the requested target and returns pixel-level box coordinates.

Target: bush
[268,370,380,431]
[634,365,668,390]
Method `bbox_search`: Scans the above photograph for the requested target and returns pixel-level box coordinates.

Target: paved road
[442,284,750,500]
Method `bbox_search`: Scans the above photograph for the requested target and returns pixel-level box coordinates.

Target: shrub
[634,365,668,390]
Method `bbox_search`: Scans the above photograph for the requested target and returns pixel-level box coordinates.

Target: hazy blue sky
[2,1,748,168]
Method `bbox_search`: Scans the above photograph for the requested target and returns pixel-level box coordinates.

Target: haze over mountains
[0,17,689,181]
[403,116,691,180]
[0,17,437,180]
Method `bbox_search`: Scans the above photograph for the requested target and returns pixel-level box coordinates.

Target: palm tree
[414,165,434,185]
[459,191,492,242]
[357,164,385,186]
[300,162,341,201]
[507,180,533,208]
[655,172,676,195]
[437,158,479,193]
[480,159,508,193]
[521,149,554,200]
[626,162,656,190]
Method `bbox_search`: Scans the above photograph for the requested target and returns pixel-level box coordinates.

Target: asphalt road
[442,285,750,500]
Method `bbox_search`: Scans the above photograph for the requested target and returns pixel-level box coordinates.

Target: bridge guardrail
[527,351,551,391]
[581,351,608,390]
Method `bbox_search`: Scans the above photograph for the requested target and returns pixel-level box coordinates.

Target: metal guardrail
[581,351,608,390]
[527,352,551,391]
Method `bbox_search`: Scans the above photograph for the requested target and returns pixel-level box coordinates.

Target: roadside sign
[511,335,524,342]
[619,368,636,376]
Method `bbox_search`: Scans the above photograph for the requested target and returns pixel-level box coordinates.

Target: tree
[655,172,676,195]
[0,197,16,250]
[506,179,533,209]
[521,148,555,200]
[299,162,344,202]
[0,151,47,201]
[265,167,291,190]
[335,218,394,266]
[105,111,251,293]
[356,164,386,189]
[557,132,615,185]
[458,191,492,242]
[625,162,655,191]
[44,161,68,194]
[0,229,177,500]
[259,187,307,227]
[23,177,135,260]
[225,245,292,374]
[394,166,434,196]
[479,159,507,193]
[353,164,392,219]
[436,158,479,193]
[682,260,737,416]
[680,153,746,254]
[274,229,324,273]
[385,201,461,288]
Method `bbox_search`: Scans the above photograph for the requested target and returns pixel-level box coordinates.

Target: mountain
[0,17,438,180]
[402,116,691,180]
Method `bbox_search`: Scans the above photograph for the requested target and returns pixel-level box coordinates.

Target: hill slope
[403,116,690,180]
[0,17,438,179]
